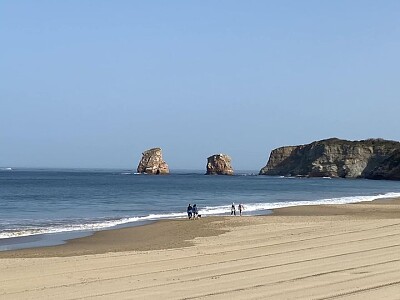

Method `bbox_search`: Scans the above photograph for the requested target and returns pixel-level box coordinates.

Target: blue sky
[1,1,399,170]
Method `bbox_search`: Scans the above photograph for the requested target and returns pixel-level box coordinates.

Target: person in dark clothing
[192,204,198,219]
[231,203,236,216]
[238,203,244,216]
[187,204,193,219]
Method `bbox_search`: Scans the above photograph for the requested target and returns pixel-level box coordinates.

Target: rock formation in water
[259,138,400,178]
[137,148,169,174]
[206,154,234,175]
[366,149,400,180]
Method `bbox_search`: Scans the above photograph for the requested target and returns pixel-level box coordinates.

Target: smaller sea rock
[206,154,234,175]
[137,148,169,175]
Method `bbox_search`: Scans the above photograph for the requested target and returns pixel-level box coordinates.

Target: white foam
[198,192,400,215]
[228,192,400,213]
[0,212,187,239]
[1,192,400,239]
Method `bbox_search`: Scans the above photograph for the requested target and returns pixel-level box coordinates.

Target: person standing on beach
[231,203,236,216]
[193,204,198,219]
[238,203,244,216]
[187,204,193,219]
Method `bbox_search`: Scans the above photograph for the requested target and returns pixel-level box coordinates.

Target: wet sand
[1,198,400,299]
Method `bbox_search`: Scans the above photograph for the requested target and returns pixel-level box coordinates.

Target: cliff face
[366,149,400,180]
[137,148,169,174]
[206,154,234,175]
[259,138,400,178]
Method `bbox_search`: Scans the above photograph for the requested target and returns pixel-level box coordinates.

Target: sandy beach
[1,198,400,300]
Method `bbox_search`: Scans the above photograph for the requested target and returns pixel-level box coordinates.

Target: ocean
[1,169,400,251]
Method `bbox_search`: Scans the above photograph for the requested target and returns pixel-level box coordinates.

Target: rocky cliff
[137,148,169,175]
[206,154,234,175]
[366,149,400,180]
[259,138,400,178]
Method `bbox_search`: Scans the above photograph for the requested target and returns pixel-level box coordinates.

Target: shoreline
[1,197,400,259]
[1,197,400,299]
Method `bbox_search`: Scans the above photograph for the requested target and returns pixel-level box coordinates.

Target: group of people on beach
[187,204,199,219]
[231,202,244,216]
[187,202,245,219]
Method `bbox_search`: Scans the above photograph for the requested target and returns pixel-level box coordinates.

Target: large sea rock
[259,138,400,178]
[206,154,234,175]
[137,148,169,175]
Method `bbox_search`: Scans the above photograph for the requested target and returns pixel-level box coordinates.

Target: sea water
[1,169,400,250]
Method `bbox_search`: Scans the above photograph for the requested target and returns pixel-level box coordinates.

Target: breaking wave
[1,192,400,239]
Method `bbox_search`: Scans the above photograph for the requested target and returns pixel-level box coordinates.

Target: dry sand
[1,198,400,299]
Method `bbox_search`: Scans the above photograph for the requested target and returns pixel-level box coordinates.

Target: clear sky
[1,1,399,171]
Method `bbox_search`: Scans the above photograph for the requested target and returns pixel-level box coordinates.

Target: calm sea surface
[1,169,400,250]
